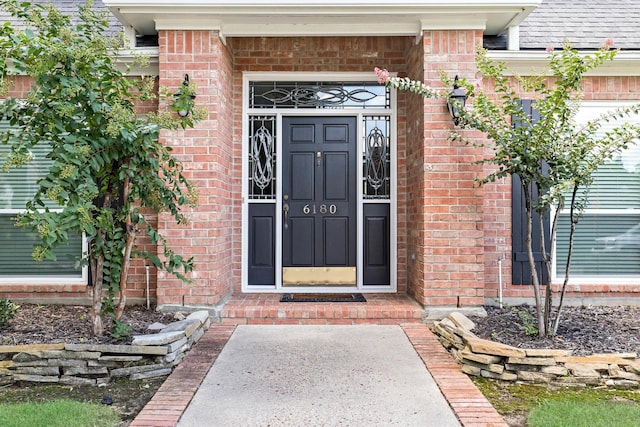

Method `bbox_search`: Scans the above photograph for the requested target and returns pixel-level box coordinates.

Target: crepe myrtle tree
[376,40,640,337]
[0,0,205,336]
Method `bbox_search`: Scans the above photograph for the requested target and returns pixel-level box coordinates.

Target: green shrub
[0,299,18,329]
[110,319,133,342]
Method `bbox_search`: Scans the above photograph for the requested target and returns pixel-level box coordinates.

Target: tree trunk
[552,186,579,335]
[88,192,112,336]
[115,177,134,320]
[523,182,545,337]
[539,201,553,335]
[90,253,105,336]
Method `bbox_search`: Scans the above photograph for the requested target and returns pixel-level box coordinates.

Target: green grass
[0,399,119,427]
[472,377,640,426]
[528,399,640,427]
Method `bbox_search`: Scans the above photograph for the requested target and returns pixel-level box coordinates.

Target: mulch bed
[470,304,640,356]
[2,303,640,357]
[1,304,177,345]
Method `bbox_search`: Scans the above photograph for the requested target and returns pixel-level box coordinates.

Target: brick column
[406,30,485,307]
[156,30,235,307]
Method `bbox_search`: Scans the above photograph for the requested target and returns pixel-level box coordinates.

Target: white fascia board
[105,1,540,7]
[6,48,159,77]
[221,21,420,37]
[154,18,222,31]
[104,1,541,37]
[487,51,640,77]
[420,16,487,31]
[116,48,160,76]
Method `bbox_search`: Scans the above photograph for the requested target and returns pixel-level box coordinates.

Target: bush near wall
[433,313,640,387]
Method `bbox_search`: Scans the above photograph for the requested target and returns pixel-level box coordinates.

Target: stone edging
[433,312,640,387]
[0,310,211,387]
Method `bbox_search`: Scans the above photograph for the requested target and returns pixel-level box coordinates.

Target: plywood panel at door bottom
[282,267,356,285]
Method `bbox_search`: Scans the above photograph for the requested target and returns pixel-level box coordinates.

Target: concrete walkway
[178,325,460,427]
[130,323,508,427]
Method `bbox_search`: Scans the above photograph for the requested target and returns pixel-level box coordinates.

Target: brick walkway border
[130,323,508,427]
[402,324,508,427]
[129,325,236,427]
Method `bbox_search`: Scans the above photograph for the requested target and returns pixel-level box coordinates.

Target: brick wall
[156,30,235,307]
[5,31,640,308]
[413,30,486,306]
[404,37,427,303]
[229,36,415,294]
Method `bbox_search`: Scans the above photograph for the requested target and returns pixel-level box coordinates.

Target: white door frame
[241,72,397,293]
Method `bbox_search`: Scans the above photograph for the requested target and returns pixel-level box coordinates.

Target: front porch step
[218,293,425,325]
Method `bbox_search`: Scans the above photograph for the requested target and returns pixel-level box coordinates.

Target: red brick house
[1,0,639,321]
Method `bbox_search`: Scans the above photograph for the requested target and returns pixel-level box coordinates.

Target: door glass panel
[250,82,390,109]
[363,116,391,199]
[248,116,276,200]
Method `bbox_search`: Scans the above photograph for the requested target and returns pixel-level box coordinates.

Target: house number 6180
[302,204,337,215]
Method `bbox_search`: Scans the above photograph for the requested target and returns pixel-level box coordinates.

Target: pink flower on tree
[545,46,554,53]
[603,38,615,49]
[374,67,390,84]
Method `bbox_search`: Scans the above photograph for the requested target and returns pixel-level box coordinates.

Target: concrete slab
[177,325,461,427]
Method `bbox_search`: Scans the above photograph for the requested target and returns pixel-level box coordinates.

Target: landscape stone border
[0,310,211,387]
[433,312,640,387]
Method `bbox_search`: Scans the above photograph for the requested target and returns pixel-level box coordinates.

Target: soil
[469,304,640,356]
[1,304,177,345]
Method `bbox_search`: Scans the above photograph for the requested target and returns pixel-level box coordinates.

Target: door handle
[283,203,289,229]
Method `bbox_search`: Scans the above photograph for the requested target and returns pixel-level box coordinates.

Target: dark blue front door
[282,116,357,285]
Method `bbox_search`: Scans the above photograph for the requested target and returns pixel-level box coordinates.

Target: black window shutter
[511,100,550,285]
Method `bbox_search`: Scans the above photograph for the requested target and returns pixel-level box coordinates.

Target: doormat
[280,293,366,303]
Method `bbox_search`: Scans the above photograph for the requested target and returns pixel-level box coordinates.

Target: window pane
[248,116,276,200]
[0,140,52,209]
[362,116,391,199]
[556,102,640,279]
[249,82,390,109]
[0,214,82,277]
[557,213,640,277]
[581,143,640,209]
[0,122,82,278]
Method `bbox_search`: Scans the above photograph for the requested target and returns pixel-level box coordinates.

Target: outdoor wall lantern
[447,75,468,125]
[174,74,196,117]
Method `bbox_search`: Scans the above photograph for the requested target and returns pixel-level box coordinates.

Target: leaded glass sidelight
[249,116,276,199]
[362,116,391,199]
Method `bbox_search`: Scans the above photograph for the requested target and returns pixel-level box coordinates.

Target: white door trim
[241,72,397,293]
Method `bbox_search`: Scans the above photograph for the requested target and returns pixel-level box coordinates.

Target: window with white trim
[0,123,82,278]
[555,101,640,279]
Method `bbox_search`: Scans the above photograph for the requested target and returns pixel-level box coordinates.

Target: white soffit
[103,1,541,38]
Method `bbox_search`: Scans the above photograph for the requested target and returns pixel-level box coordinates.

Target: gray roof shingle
[2,1,638,51]
[0,0,122,36]
[519,0,640,50]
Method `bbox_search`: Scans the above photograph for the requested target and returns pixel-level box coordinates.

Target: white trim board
[241,73,397,293]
